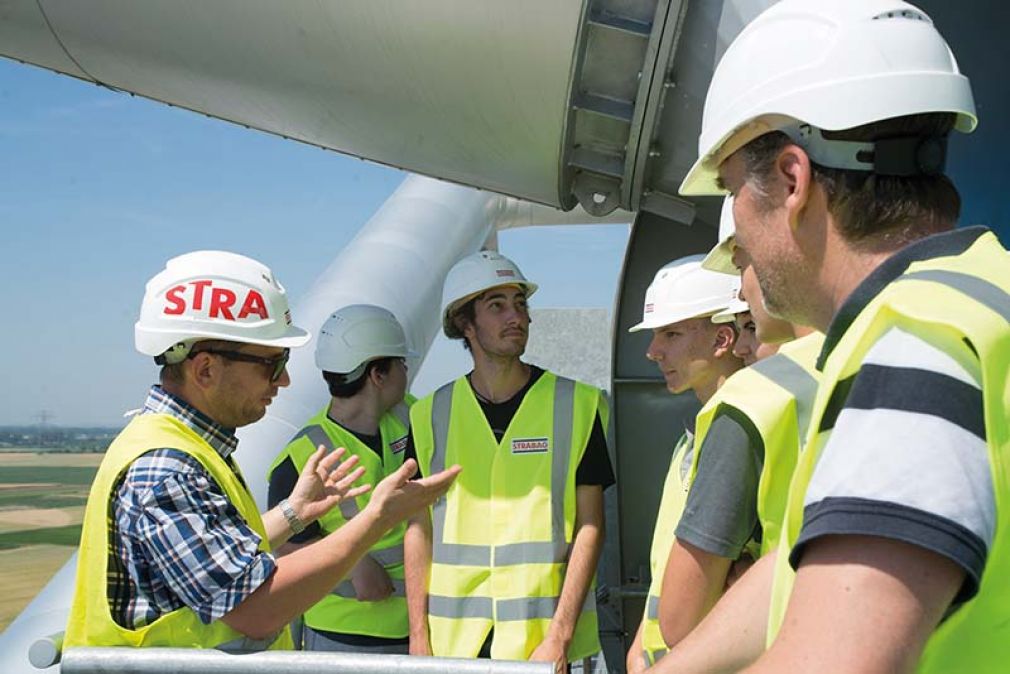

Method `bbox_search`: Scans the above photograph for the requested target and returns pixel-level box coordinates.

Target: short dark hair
[739,113,961,249]
[322,357,396,398]
[446,297,478,352]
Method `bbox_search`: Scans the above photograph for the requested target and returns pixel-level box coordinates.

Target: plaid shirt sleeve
[117,450,277,624]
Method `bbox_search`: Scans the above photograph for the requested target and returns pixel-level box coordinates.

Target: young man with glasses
[65,251,459,652]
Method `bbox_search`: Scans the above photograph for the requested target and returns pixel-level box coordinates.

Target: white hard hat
[712,281,750,324]
[701,197,738,275]
[135,250,310,364]
[629,255,738,332]
[680,0,977,196]
[441,250,538,338]
[315,304,417,375]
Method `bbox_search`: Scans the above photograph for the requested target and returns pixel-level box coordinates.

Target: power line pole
[34,410,55,446]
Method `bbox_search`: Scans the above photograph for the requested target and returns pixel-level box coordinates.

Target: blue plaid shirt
[108,386,277,628]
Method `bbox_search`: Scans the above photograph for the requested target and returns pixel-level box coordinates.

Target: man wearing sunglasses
[65,250,460,653]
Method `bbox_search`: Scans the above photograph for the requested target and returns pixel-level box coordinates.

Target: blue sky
[0,59,630,426]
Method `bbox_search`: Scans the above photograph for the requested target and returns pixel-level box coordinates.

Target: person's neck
[792,324,817,339]
[693,361,741,405]
[810,226,910,332]
[469,355,530,404]
[328,394,383,436]
[159,381,224,427]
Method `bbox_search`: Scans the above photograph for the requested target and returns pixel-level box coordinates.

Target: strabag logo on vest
[390,435,408,454]
[511,437,550,454]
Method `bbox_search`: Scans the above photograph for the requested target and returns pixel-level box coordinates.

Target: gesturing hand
[288,445,370,526]
[366,459,461,529]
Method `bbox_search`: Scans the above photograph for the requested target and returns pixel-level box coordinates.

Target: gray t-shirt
[674,405,764,559]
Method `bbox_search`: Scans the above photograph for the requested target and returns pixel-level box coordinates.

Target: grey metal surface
[60,648,554,674]
[0,0,89,78]
[634,0,773,218]
[3,0,1007,228]
[1,0,587,206]
[28,631,63,669]
[610,210,718,649]
[0,552,76,674]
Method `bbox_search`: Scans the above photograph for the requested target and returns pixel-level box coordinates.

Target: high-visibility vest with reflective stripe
[767,232,1010,673]
[639,431,694,667]
[691,332,823,557]
[411,372,606,660]
[269,399,411,638]
[66,413,293,650]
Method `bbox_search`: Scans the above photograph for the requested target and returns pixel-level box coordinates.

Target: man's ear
[186,352,218,391]
[776,144,814,232]
[369,363,386,388]
[713,324,737,359]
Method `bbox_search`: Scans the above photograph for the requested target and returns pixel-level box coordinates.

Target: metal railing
[55,648,555,674]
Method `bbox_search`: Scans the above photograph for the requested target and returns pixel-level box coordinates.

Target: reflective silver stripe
[428,595,493,619]
[496,590,595,622]
[650,648,669,663]
[429,382,492,565]
[331,578,406,599]
[902,270,1010,323]
[497,596,557,621]
[646,594,660,620]
[371,545,405,567]
[390,400,411,430]
[338,498,360,519]
[494,540,570,566]
[751,352,819,441]
[290,424,334,453]
[550,377,576,556]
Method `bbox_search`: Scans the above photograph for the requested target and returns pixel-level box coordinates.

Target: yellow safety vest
[66,413,292,650]
[639,431,694,667]
[640,333,822,666]
[692,332,823,557]
[768,231,1010,673]
[268,400,411,638]
[411,372,607,660]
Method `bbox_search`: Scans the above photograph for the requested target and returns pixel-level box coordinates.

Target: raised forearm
[223,506,390,639]
[261,505,296,550]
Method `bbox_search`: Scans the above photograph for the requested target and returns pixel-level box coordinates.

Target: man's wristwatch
[279,498,307,535]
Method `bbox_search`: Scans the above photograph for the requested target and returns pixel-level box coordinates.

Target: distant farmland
[0,452,101,631]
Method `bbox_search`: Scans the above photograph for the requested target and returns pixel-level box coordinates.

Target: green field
[0,466,99,486]
[0,453,102,631]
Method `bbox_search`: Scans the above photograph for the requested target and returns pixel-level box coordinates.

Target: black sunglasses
[192,348,290,382]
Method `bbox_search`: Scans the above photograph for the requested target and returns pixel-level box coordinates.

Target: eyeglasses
[192,348,290,382]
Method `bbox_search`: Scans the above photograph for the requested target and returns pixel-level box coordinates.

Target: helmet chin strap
[782,124,948,177]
